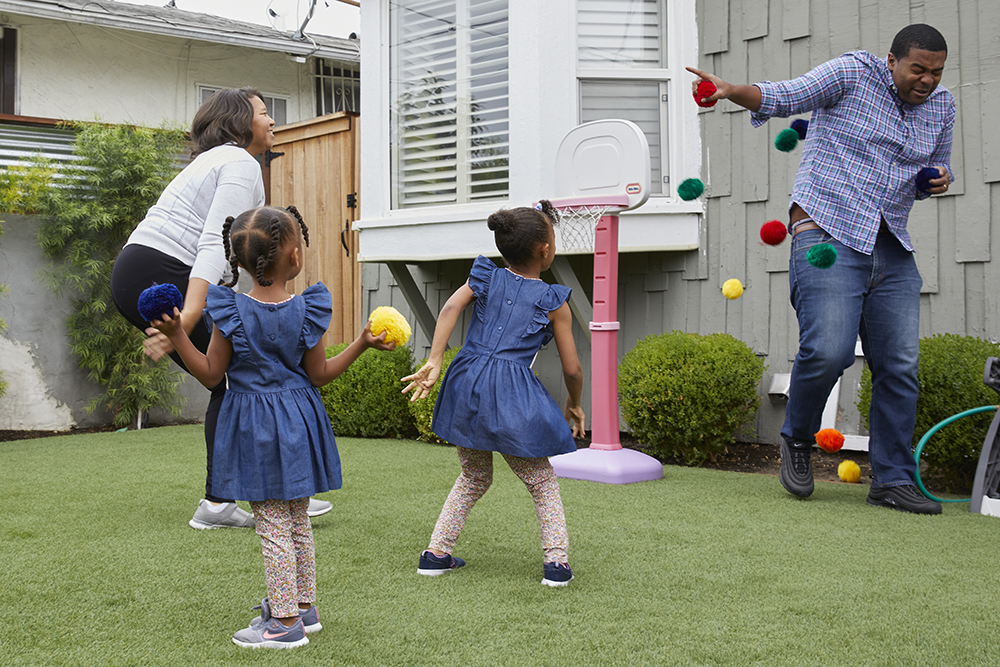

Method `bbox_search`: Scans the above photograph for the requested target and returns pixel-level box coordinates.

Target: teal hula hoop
[913,405,999,503]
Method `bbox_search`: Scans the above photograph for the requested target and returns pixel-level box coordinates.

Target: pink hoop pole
[547,195,663,484]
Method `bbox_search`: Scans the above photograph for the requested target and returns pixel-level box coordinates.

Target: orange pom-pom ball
[760,220,787,245]
[815,428,845,453]
[838,460,861,483]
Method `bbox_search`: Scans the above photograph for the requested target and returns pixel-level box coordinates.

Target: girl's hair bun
[487,209,513,233]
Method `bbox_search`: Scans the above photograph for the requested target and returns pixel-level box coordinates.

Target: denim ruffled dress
[431,256,577,458]
[205,282,342,501]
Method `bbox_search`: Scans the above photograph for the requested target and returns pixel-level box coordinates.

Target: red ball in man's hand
[694,80,718,108]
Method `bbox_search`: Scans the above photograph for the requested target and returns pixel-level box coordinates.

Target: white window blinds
[577,0,666,69]
[390,0,509,209]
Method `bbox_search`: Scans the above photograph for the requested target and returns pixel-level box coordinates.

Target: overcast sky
[116,0,360,38]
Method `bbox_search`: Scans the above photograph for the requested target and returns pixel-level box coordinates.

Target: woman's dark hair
[190,87,262,158]
[222,205,309,287]
[890,24,947,60]
[486,200,560,266]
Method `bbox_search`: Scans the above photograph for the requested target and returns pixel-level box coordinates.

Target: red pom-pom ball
[815,428,845,453]
[694,80,717,108]
[760,220,787,246]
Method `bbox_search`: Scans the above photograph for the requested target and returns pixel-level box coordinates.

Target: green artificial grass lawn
[3,425,1000,666]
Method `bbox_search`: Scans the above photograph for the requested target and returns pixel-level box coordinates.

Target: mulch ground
[0,426,871,484]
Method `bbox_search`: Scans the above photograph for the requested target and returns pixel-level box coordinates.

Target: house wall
[360,0,1000,446]
[5,12,318,125]
[0,13,339,430]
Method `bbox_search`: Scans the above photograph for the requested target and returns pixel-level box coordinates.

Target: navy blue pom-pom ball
[791,119,809,140]
[138,284,184,321]
[915,167,940,194]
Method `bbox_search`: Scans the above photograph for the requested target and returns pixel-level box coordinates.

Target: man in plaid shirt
[688,24,954,514]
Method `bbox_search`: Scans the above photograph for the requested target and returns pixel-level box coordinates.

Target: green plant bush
[857,333,1000,491]
[408,346,462,444]
[318,343,416,438]
[619,331,765,466]
[36,122,187,427]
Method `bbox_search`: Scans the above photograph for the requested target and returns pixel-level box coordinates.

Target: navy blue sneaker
[542,562,573,587]
[417,550,466,576]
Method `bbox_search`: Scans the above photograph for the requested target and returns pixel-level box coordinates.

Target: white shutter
[577,0,665,69]
[580,80,666,193]
[391,0,508,209]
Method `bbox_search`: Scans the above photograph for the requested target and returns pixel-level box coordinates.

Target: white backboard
[553,119,651,211]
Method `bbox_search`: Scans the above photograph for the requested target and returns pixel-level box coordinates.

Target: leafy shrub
[318,343,416,438]
[858,334,1000,491]
[36,123,187,427]
[408,346,462,444]
[619,331,765,466]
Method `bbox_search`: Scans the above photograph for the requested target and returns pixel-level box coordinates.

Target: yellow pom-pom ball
[722,278,744,300]
[838,459,861,483]
[368,306,412,345]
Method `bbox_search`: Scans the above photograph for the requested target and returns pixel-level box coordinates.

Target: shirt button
[497,326,503,331]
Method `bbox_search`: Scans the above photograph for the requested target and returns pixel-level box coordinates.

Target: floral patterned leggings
[249,498,316,618]
[428,447,569,564]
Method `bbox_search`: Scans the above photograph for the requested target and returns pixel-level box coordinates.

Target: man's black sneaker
[866,484,942,514]
[779,439,814,498]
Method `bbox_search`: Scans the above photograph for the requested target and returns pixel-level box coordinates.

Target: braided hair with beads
[222,205,310,288]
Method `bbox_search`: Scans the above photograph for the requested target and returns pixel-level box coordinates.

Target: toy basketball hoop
[547,120,663,484]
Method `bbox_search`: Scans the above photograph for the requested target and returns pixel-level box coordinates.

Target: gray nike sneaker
[249,598,322,634]
[232,616,308,649]
[188,499,255,530]
[306,498,333,518]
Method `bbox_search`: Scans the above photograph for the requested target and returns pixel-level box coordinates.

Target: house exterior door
[268,112,361,349]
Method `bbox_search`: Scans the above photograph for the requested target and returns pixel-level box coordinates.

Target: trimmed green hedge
[318,344,416,438]
[858,334,1000,491]
[619,331,765,466]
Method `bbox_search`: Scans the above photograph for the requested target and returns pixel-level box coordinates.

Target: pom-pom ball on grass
[915,166,940,194]
[760,220,787,246]
[677,178,705,201]
[774,128,800,152]
[838,459,861,483]
[693,80,717,108]
[815,428,845,453]
[722,278,743,300]
[790,119,809,140]
[138,283,184,322]
[806,243,837,269]
[368,306,412,346]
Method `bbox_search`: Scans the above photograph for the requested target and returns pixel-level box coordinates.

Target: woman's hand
[401,361,441,402]
[564,400,586,439]
[144,308,183,360]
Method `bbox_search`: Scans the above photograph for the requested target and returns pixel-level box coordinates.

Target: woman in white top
[112,87,329,530]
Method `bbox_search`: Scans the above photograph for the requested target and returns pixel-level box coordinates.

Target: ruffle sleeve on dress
[299,282,333,352]
[526,283,571,345]
[204,284,250,359]
[468,255,497,323]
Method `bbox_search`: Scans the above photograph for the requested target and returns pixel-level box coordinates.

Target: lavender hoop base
[550,447,664,484]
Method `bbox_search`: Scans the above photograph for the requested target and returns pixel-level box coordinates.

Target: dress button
[269,306,275,312]
[506,299,512,305]
[515,276,520,281]
[498,326,503,331]
[268,334,275,340]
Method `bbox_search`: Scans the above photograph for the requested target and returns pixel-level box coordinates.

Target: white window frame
[196,85,290,127]
[357,0,701,262]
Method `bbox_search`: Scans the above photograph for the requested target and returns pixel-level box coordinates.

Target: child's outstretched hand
[361,321,396,351]
[564,400,586,439]
[149,308,184,340]
[401,361,441,402]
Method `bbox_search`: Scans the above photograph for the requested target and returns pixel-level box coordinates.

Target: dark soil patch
[0,424,120,442]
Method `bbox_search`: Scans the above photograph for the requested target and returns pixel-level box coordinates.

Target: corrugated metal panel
[0,122,80,174]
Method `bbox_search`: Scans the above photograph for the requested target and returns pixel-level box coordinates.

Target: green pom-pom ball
[774,127,800,152]
[806,243,837,269]
[677,177,705,201]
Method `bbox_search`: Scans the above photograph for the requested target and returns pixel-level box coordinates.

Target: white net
[552,205,612,254]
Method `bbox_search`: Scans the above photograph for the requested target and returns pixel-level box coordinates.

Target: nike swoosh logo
[262,629,290,639]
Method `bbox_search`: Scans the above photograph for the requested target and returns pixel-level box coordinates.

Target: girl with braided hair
[151,205,395,648]
[402,200,586,587]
